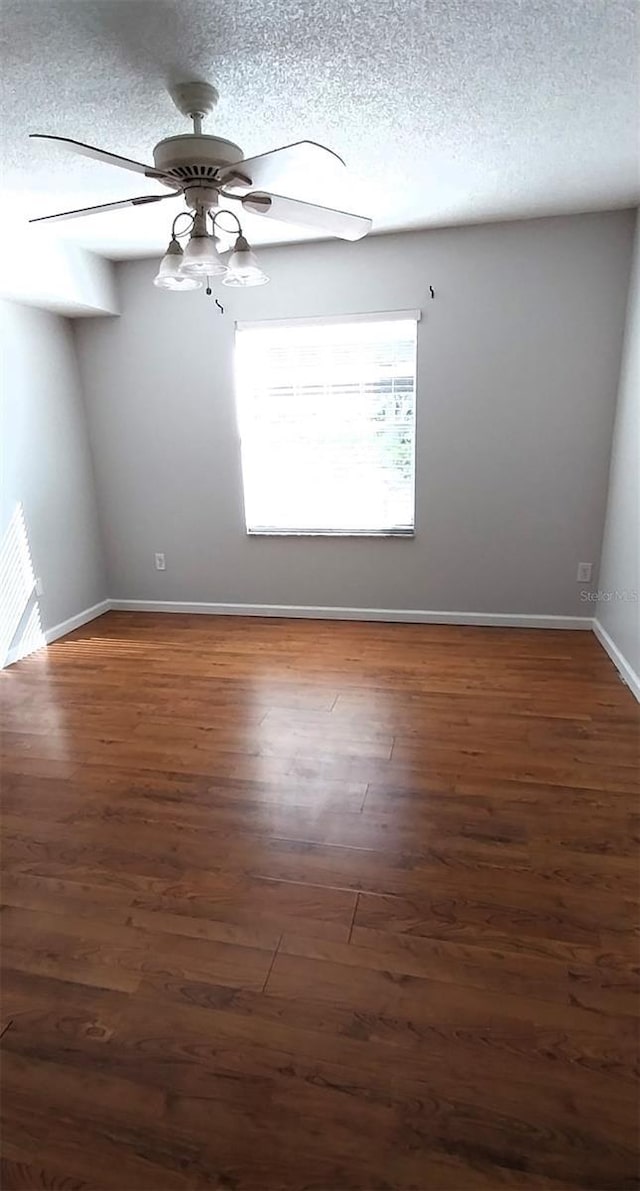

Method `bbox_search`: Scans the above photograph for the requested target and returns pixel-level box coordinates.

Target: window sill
[246,530,415,538]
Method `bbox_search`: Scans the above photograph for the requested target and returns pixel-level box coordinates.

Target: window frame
[234,310,420,539]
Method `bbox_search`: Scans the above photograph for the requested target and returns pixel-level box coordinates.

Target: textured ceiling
[1,0,638,260]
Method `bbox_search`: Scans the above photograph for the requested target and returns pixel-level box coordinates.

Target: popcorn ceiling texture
[1,0,638,258]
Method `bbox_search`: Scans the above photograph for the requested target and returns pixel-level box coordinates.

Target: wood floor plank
[354,885,639,953]
[280,929,640,1016]
[1,905,275,994]
[1,1155,105,1190]
[1,612,638,1188]
[264,950,638,1041]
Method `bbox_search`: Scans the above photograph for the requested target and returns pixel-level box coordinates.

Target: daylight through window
[235,313,418,535]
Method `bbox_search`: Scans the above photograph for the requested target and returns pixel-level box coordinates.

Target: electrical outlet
[34,577,44,596]
[576,562,593,583]
[155,553,166,571]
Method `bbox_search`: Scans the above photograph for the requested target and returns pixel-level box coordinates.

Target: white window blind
[235,314,418,535]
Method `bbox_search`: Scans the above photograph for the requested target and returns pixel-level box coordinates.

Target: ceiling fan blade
[219,140,345,194]
[30,134,172,183]
[29,193,176,224]
[241,191,372,241]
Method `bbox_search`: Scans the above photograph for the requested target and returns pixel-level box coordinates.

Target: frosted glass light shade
[222,237,269,287]
[179,233,227,277]
[153,240,201,291]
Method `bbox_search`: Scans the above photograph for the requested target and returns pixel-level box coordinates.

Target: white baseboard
[44,599,111,645]
[109,599,592,630]
[593,618,640,702]
[3,599,111,668]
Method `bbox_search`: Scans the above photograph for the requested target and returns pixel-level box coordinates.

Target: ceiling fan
[29,81,372,290]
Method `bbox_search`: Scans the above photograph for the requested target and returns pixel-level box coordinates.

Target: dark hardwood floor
[1,612,638,1190]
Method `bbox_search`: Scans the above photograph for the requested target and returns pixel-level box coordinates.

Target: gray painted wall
[597,212,640,678]
[1,300,107,663]
[0,240,118,317]
[75,211,635,617]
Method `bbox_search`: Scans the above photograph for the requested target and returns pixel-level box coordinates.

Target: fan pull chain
[203,277,225,313]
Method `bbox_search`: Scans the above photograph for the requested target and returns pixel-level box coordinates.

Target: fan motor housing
[153,134,245,183]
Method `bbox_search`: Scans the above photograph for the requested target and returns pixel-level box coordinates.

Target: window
[235,312,419,535]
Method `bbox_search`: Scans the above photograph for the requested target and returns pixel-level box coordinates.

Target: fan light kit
[153,208,268,291]
[29,80,372,294]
